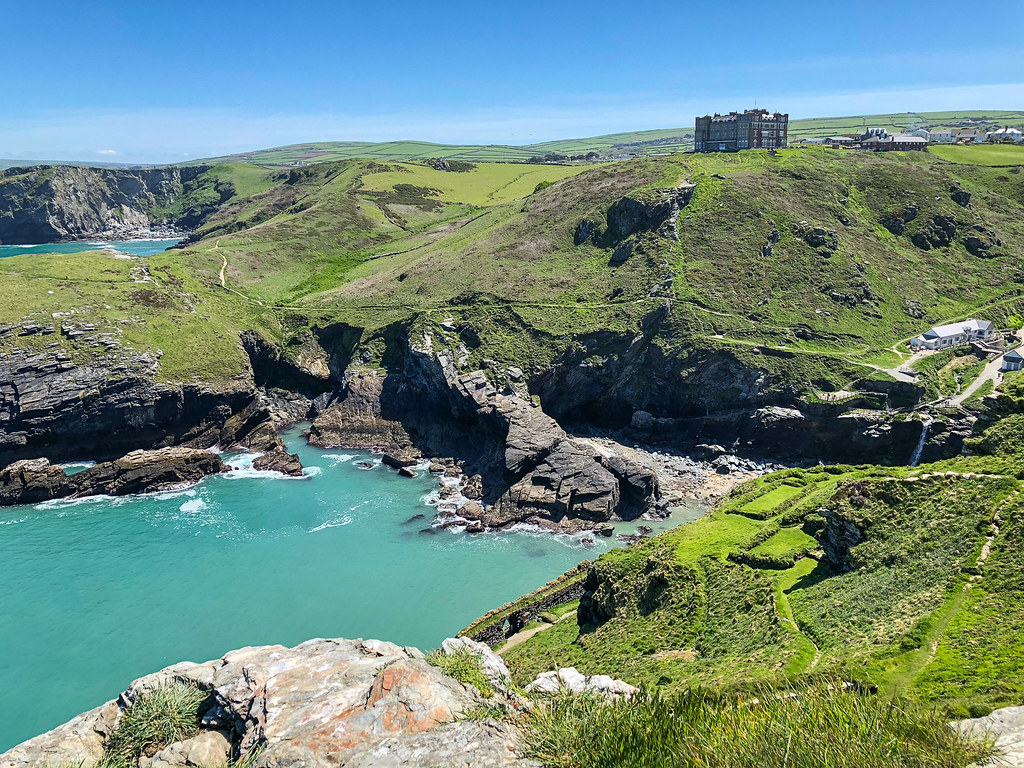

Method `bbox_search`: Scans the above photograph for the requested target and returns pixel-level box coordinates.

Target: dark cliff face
[0,341,268,465]
[0,164,221,244]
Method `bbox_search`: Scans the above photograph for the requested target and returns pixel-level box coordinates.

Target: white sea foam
[221,452,317,480]
[179,498,208,514]
[35,494,118,511]
[154,488,196,501]
[309,515,353,532]
[322,453,356,467]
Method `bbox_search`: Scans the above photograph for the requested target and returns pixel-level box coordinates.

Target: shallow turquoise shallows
[0,428,696,750]
[0,238,180,259]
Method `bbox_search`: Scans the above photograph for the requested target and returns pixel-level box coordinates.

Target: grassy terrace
[493,413,1024,718]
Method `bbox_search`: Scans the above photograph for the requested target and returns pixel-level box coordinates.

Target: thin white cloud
[95,149,118,156]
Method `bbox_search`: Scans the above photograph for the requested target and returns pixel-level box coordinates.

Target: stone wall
[464,567,588,647]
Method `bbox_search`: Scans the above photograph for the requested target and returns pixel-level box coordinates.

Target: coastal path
[496,610,578,655]
[952,328,1024,406]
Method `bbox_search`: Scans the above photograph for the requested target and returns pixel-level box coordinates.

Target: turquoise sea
[0,427,697,750]
[0,238,180,259]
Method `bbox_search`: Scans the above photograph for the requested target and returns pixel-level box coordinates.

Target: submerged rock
[0,638,536,768]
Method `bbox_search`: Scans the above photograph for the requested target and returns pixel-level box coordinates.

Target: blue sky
[1,0,1022,163]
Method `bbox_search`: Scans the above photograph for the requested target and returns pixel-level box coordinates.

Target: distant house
[910,318,995,350]
[955,129,986,144]
[987,127,1024,143]
[927,128,955,144]
[906,128,931,138]
[825,136,856,148]
[859,134,927,152]
[1002,349,1024,372]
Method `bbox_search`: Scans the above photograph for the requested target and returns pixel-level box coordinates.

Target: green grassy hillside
[191,110,1024,167]
[7,147,1024,402]
[171,148,1024,391]
[490,407,1024,716]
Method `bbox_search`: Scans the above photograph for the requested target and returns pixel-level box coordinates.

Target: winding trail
[496,610,578,655]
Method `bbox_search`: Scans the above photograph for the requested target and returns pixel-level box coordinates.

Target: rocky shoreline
[0,318,971,532]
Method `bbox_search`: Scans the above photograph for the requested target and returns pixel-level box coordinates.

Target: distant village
[694,108,1023,153]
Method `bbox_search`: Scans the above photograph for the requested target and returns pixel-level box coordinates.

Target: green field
[930,143,1024,166]
[188,110,1024,167]
[355,162,589,206]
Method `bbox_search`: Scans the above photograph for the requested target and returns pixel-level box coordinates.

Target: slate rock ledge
[0,637,538,768]
[0,447,224,506]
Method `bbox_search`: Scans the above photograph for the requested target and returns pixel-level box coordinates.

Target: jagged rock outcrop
[0,447,223,506]
[0,165,226,244]
[881,204,919,235]
[0,340,273,466]
[964,225,1005,258]
[0,638,536,768]
[526,668,637,699]
[308,371,413,451]
[0,458,73,504]
[816,500,866,572]
[251,450,304,477]
[911,214,957,250]
[574,184,696,258]
[308,334,660,531]
[792,222,839,255]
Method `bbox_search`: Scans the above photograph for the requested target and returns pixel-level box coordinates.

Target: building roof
[926,318,992,339]
[1005,349,1024,362]
[892,135,927,143]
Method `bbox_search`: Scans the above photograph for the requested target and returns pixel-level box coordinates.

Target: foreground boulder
[525,667,637,699]
[0,637,536,768]
[953,706,1024,767]
[0,447,223,506]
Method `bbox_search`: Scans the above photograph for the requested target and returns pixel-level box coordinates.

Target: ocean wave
[309,515,353,532]
[302,466,322,478]
[59,461,96,471]
[153,488,196,501]
[34,494,116,510]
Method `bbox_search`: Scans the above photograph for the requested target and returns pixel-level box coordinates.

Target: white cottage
[910,319,995,350]
[987,127,1024,143]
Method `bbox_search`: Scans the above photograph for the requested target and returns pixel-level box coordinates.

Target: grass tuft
[526,685,993,768]
[427,648,495,698]
[104,682,209,766]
